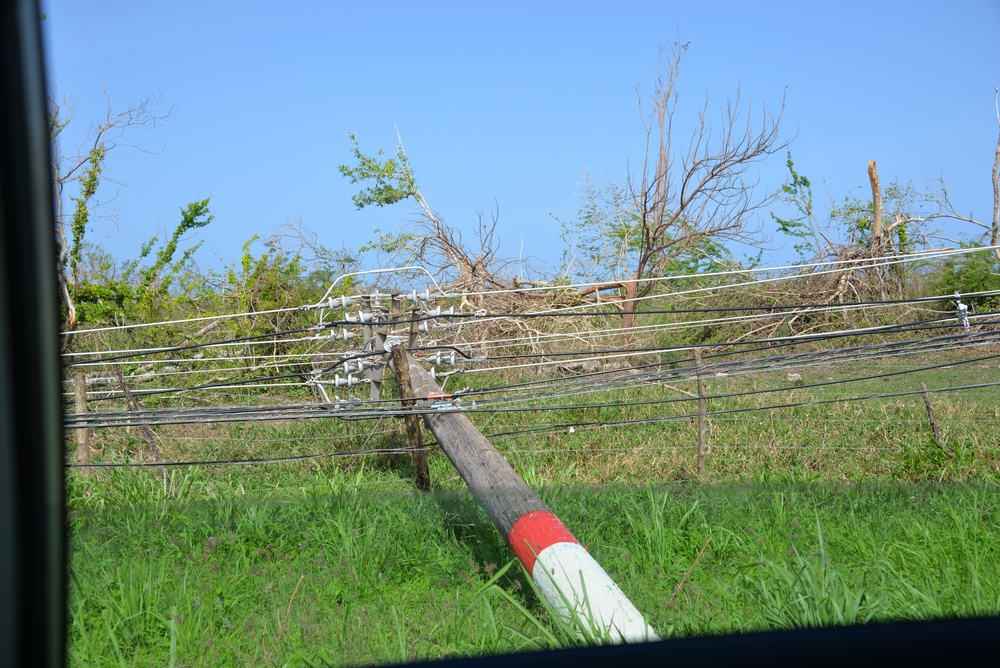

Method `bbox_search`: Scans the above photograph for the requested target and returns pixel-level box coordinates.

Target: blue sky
[42,0,1000,276]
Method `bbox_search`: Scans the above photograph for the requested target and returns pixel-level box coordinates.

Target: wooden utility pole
[390,344,430,491]
[73,371,91,472]
[694,348,708,478]
[389,348,657,643]
[398,349,557,536]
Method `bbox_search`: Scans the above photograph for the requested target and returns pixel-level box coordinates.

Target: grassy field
[68,475,1000,666]
[66,351,1000,666]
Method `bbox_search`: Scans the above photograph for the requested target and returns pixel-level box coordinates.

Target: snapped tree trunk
[868,160,883,252]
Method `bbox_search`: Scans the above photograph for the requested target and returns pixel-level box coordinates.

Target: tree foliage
[770,152,817,261]
[337,132,521,298]
[337,132,418,210]
[931,242,1000,309]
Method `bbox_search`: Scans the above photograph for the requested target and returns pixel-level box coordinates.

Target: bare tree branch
[50,90,172,333]
[610,42,789,337]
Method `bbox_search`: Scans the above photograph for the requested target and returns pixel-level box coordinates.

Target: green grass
[66,350,1000,665]
[68,475,1000,666]
[68,468,560,666]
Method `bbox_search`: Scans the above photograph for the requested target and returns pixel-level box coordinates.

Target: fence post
[920,382,943,447]
[73,371,91,473]
[390,343,430,491]
[694,348,709,478]
[389,348,658,644]
[114,369,169,485]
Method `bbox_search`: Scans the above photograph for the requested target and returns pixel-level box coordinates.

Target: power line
[64,443,435,469]
[449,318,1000,401]
[436,245,998,299]
[480,379,1000,440]
[66,373,1000,469]
[63,325,327,366]
[62,303,314,337]
[65,319,1000,416]
[63,344,1000,429]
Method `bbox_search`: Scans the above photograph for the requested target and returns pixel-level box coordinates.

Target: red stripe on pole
[507,511,579,574]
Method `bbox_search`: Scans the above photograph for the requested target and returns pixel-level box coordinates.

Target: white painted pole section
[532,542,660,644]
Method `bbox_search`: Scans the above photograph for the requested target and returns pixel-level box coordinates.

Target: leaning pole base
[391,346,657,643]
[510,510,658,643]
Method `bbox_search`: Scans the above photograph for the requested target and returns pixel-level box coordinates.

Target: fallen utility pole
[388,343,657,644]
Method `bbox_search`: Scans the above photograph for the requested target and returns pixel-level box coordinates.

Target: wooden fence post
[114,369,169,484]
[73,371,91,473]
[921,382,943,447]
[694,348,709,478]
[389,348,657,643]
[390,343,430,491]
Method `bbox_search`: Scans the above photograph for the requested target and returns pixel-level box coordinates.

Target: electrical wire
[480,378,1000,441]
[63,343,1000,430]
[64,443,435,469]
[63,303,314,337]
[65,374,1000,469]
[431,245,997,299]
